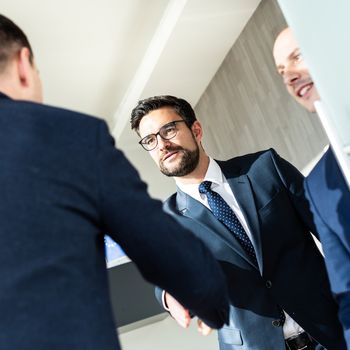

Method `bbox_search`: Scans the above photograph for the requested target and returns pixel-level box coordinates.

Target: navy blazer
[0,93,229,350]
[159,149,346,350]
[305,148,350,348]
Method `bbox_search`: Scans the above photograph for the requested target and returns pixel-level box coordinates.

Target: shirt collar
[175,157,224,194]
[204,157,224,186]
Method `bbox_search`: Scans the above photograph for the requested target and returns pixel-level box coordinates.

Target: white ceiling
[2,0,260,199]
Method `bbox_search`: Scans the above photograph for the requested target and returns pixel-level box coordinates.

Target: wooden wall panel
[195,0,328,170]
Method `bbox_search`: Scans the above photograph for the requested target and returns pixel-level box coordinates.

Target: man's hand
[197,319,213,336]
[165,292,192,328]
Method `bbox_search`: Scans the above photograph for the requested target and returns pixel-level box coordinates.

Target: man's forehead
[273,28,299,65]
[139,108,181,134]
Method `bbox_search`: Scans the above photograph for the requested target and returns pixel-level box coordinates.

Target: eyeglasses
[139,120,186,151]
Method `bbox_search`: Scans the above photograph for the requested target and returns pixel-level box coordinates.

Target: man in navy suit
[273,27,350,348]
[130,95,347,349]
[0,14,230,350]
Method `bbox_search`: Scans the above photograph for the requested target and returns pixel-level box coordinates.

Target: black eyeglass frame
[139,119,186,151]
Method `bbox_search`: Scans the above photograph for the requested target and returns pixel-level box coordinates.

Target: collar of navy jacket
[168,159,263,273]
[0,92,9,100]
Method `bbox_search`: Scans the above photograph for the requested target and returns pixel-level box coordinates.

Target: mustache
[293,77,313,88]
[163,145,184,152]
[160,145,185,162]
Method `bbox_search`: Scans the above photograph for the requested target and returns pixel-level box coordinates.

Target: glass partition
[277,0,350,187]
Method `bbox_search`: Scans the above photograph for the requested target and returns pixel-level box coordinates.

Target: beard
[159,144,200,177]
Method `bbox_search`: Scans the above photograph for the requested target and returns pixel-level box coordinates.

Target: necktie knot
[199,181,212,195]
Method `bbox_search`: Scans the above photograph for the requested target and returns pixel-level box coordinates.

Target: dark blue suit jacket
[159,149,346,350]
[305,148,350,348]
[0,93,229,350]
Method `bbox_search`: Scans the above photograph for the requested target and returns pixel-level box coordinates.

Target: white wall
[119,316,218,350]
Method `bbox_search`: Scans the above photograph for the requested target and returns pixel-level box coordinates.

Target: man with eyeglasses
[130,95,346,350]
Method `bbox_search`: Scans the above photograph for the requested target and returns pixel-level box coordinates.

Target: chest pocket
[218,327,243,346]
[258,189,283,218]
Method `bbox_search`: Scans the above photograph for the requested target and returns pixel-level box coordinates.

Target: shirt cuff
[162,291,170,311]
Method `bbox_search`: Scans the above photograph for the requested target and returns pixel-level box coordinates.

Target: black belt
[285,332,314,350]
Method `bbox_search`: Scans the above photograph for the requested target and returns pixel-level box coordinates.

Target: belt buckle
[285,332,312,350]
[285,344,307,350]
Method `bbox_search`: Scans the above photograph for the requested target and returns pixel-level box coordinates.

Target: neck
[0,86,17,100]
[174,152,210,185]
[0,75,23,101]
[0,79,12,99]
[0,63,18,99]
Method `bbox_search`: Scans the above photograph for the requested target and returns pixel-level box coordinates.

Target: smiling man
[273,28,320,113]
[130,95,346,350]
[273,27,350,348]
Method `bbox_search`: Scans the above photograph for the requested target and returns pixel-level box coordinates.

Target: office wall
[120,316,218,350]
[195,0,328,170]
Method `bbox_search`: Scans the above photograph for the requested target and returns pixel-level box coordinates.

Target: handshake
[164,292,227,335]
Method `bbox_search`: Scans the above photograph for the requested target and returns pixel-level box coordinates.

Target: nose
[283,68,300,86]
[157,134,171,150]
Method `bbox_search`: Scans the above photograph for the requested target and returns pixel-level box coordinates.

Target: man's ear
[17,47,32,87]
[191,121,203,141]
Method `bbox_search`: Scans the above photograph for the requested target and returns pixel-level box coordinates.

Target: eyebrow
[141,121,175,138]
[276,48,300,71]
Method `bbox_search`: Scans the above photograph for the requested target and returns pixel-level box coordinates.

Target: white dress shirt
[176,157,253,241]
[173,158,304,339]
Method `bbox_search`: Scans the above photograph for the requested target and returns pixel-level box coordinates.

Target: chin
[307,100,318,113]
[309,107,317,113]
[296,98,314,113]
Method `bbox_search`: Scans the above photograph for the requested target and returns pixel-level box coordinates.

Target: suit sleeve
[338,292,350,348]
[269,149,319,238]
[96,122,229,328]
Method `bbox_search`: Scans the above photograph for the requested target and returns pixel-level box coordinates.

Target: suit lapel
[176,188,257,268]
[218,161,263,272]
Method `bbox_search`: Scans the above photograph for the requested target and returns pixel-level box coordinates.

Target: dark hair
[130,95,197,133]
[0,14,34,73]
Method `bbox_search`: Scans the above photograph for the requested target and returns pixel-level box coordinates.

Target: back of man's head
[0,14,33,74]
[0,14,42,102]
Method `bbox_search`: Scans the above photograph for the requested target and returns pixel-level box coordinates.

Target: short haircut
[0,14,34,73]
[130,95,197,133]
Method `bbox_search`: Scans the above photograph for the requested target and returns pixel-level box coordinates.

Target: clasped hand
[165,292,213,336]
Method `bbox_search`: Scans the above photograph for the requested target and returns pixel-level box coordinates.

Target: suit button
[272,319,282,327]
[266,280,272,288]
